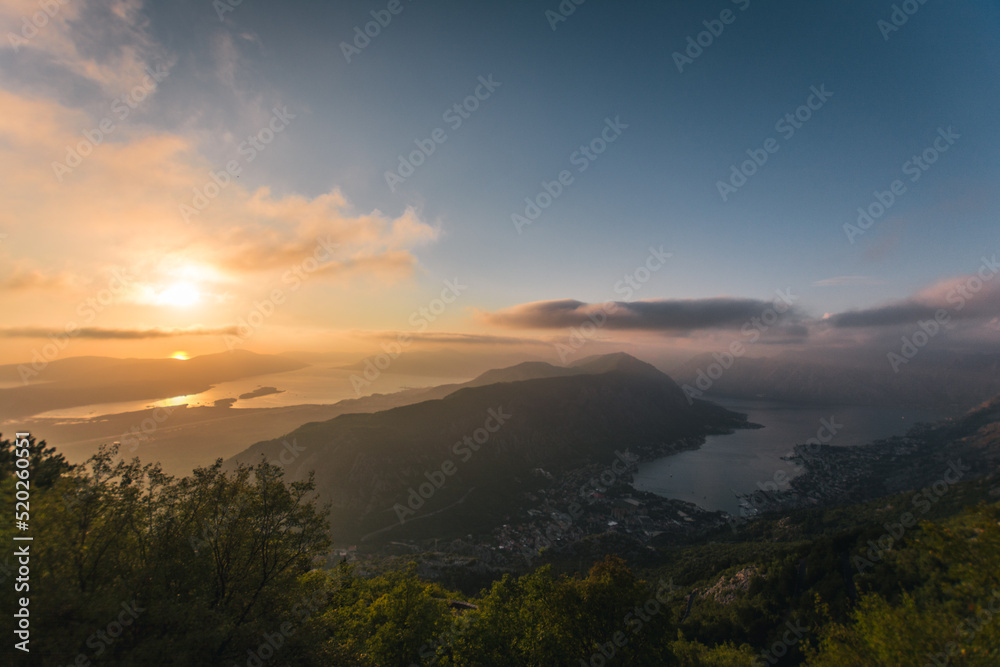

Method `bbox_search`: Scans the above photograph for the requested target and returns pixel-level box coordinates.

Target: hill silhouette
[228,353,752,543]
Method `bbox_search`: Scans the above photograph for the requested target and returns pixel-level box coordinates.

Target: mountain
[462,352,664,387]
[228,353,751,544]
[462,361,570,387]
[671,352,1000,415]
[0,350,307,420]
[744,389,1000,517]
[570,352,668,378]
[334,349,544,379]
[6,353,717,476]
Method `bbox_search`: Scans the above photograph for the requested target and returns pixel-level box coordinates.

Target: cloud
[212,30,241,91]
[0,325,238,339]
[824,302,938,328]
[0,94,438,293]
[0,0,441,316]
[1,0,173,95]
[825,268,1000,328]
[208,191,439,283]
[363,331,550,346]
[479,297,802,332]
[0,265,79,291]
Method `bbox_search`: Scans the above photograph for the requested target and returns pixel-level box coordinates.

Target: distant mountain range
[0,350,306,420]
[367,352,684,400]
[670,352,1000,415]
[227,353,752,544]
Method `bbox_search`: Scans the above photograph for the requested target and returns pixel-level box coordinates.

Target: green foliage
[806,504,1000,666]
[0,439,331,666]
[670,630,758,666]
[3,431,999,666]
[320,563,453,666]
[439,556,678,666]
[0,432,71,487]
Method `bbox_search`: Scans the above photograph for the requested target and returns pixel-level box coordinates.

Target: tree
[0,442,332,665]
[806,505,1000,666]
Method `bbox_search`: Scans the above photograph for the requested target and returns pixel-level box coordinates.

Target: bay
[632,396,940,515]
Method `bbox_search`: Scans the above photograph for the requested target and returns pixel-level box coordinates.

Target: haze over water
[32,365,469,419]
[632,397,940,515]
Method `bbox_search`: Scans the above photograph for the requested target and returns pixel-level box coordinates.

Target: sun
[157,282,201,307]
[170,351,190,361]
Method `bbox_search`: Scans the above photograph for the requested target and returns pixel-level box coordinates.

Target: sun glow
[157,394,195,408]
[170,351,190,360]
[157,282,201,307]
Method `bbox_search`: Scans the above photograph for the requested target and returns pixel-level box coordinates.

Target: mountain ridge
[228,353,752,543]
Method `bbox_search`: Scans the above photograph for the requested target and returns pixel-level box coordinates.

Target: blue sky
[0,0,998,366]
[175,0,1000,308]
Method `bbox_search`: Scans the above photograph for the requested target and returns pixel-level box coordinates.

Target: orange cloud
[0,0,441,355]
[0,325,238,339]
[0,265,79,291]
[1,0,171,94]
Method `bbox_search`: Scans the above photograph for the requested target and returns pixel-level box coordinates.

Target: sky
[0,0,998,371]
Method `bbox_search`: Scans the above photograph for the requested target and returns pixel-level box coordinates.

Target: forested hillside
[4,434,999,665]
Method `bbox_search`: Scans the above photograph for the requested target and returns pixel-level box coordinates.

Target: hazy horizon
[1,0,998,375]
[3,2,1000,664]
